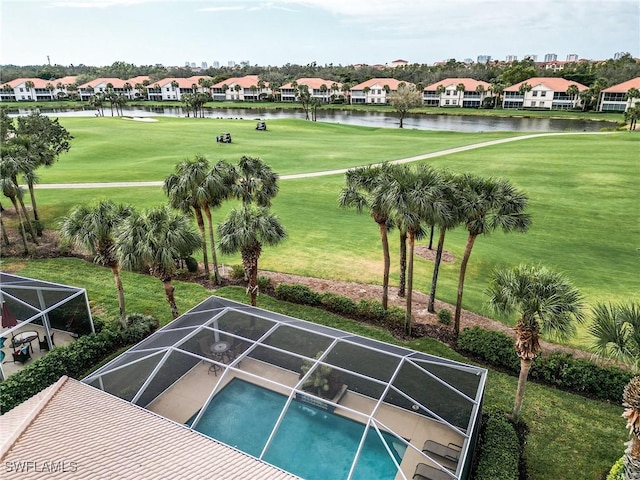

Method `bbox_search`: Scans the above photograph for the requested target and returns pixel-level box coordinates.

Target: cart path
[33,131,614,189]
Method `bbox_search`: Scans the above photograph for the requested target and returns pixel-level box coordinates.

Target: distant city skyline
[1,0,638,68]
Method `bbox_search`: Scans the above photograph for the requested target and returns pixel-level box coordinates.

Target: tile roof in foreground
[602,77,640,92]
[504,77,588,92]
[0,376,299,479]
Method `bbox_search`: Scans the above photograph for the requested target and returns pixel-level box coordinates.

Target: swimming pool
[192,379,406,480]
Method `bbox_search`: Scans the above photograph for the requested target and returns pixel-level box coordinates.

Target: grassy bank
[0,257,627,480]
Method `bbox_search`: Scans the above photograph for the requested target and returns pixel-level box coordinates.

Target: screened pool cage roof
[83,296,486,480]
[0,273,94,338]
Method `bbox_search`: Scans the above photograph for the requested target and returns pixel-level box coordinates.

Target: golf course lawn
[19,117,640,349]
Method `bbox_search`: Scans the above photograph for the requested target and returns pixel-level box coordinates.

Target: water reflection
[9,105,614,133]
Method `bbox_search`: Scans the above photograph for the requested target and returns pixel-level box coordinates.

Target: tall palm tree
[626,87,640,110]
[385,164,442,333]
[625,104,640,131]
[203,160,233,284]
[428,171,463,313]
[164,156,212,276]
[456,82,466,107]
[116,206,202,319]
[339,163,395,309]
[487,264,585,420]
[59,200,133,327]
[0,153,29,253]
[218,205,287,306]
[229,155,279,207]
[489,81,505,109]
[453,175,531,334]
[566,84,580,107]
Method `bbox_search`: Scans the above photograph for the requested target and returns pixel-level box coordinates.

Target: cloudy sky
[2,0,638,67]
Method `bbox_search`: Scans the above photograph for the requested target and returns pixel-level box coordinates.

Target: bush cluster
[274,283,407,329]
[474,411,520,480]
[0,314,158,413]
[606,457,624,480]
[458,326,633,402]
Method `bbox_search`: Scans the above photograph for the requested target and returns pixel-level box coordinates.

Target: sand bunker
[122,116,158,122]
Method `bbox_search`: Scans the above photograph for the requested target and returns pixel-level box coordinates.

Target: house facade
[599,77,640,112]
[349,78,410,104]
[279,78,342,103]
[77,77,153,101]
[1,77,79,102]
[210,75,270,101]
[148,76,213,101]
[502,77,588,110]
[423,78,491,107]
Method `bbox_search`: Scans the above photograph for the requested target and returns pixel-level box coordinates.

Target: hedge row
[274,284,406,328]
[474,411,520,480]
[0,314,158,413]
[458,326,633,403]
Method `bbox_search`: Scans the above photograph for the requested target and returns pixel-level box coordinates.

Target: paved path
[33,131,614,189]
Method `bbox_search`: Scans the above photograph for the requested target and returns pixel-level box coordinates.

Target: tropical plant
[566,84,580,106]
[626,87,640,110]
[487,264,585,420]
[339,163,395,309]
[217,205,287,306]
[625,104,640,131]
[228,155,279,207]
[59,200,133,327]
[489,81,505,109]
[116,205,202,318]
[456,82,466,106]
[454,175,531,334]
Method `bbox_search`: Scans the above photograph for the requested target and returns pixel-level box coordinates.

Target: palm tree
[490,81,505,109]
[229,156,279,207]
[456,82,465,107]
[566,84,579,107]
[164,157,212,276]
[487,264,585,420]
[625,104,640,131]
[428,172,464,313]
[453,175,531,334]
[339,163,395,309]
[622,377,640,480]
[116,205,202,319]
[590,302,639,370]
[0,153,29,253]
[385,164,442,333]
[123,82,132,99]
[24,80,35,100]
[626,87,640,110]
[59,200,133,327]
[218,205,286,306]
[436,85,446,106]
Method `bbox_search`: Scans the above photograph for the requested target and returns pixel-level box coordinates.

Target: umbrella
[1,302,18,328]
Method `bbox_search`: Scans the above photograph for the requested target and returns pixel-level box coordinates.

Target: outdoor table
[11,330,39,353]
[210,341,230,362]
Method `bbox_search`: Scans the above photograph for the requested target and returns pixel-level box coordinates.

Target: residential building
[505,55,518,62]
[423,78,491,107]
[599,77,640,112]
[148,76,213,101]
[503,77,588,110]
[544,53,558,62]
[477,55,492,64]
[349,78,411,104]
[210,75,269,101]
[390,59,409,68]
[279,78,342,103]
[566,54,579,62]
[76,77,154,101]
[524,54,538,61]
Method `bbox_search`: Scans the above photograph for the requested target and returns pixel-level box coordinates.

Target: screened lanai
[83,296,486,480]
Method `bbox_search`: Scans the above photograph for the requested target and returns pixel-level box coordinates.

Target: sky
[1,0,638,67]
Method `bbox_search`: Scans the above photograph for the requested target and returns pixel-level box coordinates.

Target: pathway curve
[33,131,614,189]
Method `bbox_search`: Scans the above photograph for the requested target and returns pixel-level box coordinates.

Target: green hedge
[0,314,158,413]
[458,327,633,403]
[474,411,520,480]
[274,284,322,306]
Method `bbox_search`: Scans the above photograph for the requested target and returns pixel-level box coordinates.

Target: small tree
[388,83,422,128]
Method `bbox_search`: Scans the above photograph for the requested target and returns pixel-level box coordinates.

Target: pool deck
[147,357,464,479]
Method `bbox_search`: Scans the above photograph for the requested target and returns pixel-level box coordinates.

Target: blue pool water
[192,379,406,480]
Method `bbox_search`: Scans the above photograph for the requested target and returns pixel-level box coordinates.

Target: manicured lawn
[0,258,627,480]
[20,119,639,349]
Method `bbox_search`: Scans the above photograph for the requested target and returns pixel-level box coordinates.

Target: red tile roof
[212,75,265,88]
[53,76,78,85]
[7,78,54,88]
[280,78,341,89]
[504,77,588,92]
[77,77,131,88]
[350,78,412,90]
[424,78,491,91]
[602,77,640,93]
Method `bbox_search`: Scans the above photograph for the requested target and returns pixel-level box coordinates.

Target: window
[445,100,450,105]
[531,101,537,107]
[532,91,538,97]
[540,91,546,97]
[539,102,545,107]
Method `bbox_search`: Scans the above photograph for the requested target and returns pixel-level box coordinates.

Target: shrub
[121,313,159,345]
[320,292,358,315]
[274,284,322,306]
[356,299,387,323]
[184,256,199,273]
[437,308,452,325]
[258,275,271,290]
[229,264,246,280]
[474,411,520,480]
[457,326,633,402]
[606,457,624,480]
[385,306,406,328]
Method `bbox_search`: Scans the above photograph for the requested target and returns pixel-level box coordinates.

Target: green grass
[0,257,627,480]
[20,119,640,349]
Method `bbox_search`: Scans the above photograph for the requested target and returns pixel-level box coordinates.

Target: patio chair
[39,332,55,351]
[422,440,461,463]
[198,337,221,376]
[12,346,31,364]
[413,463,453,480]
